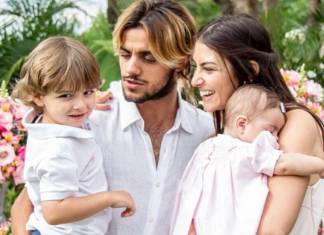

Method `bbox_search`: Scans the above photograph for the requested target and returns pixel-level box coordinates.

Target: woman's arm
[42,191,135,225]
[11,188,32,235]
[257,110,319,235]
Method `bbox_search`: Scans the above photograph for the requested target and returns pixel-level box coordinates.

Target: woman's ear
[250,60,260,76]
[32,95,44,107]
[235,115,248,135]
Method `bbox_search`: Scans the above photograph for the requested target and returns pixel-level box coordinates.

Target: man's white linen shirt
[90,81,214,235]
[23,109,111,235]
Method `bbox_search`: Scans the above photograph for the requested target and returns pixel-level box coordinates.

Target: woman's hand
[95,90,113,111]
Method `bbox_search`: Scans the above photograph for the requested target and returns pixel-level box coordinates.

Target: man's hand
[95,90,113,111]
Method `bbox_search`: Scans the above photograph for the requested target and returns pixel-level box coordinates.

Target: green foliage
[261,0,324,86]
[4,182,23,219]
[179,0,221,28]
[0,0,83,89]
[81,12,120,90]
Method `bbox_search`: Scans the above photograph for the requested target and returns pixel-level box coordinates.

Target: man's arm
[11,188,32,235]
[257,110,317,235]
[274,153,324,176]
[41,191,135,225]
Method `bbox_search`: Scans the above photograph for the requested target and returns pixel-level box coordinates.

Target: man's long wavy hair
[112,0,197,103]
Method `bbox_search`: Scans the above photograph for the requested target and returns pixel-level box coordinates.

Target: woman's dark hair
[197,14,323,139]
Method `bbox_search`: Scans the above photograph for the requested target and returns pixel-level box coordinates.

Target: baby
[171,84,324,235]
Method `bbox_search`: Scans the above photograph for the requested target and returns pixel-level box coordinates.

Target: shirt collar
[110,81,194,134]
[22,109,94,139]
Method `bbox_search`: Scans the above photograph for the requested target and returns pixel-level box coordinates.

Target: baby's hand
[95,90,113,111]
[109,191,136,217]
[320,169,324,179]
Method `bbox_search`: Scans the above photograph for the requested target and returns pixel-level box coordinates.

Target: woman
[189,14,324,234]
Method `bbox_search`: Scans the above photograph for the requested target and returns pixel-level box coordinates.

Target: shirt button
[156,182,160,188]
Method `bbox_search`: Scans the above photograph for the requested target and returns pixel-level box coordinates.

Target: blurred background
[0,0,323,90]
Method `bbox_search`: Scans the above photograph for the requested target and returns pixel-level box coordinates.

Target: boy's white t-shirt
[23,109,111,235]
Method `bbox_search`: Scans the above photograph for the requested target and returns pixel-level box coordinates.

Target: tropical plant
[179,0,221,28]
[0,0,84,89]
[81,12,119,90]
[261,0,324,86]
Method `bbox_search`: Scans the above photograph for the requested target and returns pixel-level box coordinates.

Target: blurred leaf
[0,0,83,88]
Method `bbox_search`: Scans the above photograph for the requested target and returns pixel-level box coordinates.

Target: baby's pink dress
[170,131,282,235]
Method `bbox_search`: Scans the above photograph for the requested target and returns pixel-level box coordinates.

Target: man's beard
[122,70,176,103]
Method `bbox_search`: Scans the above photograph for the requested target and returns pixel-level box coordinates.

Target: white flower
[284,27,306,44]
[319,43,324,58]
[319,63,324,70]
[0,144,15,166]
[306,70,317,79]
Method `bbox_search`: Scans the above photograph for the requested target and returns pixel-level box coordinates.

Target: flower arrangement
[0,82,27,185]
[281,65,324,121]
[0,221,10,235]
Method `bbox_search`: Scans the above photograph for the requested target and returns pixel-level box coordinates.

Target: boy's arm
[42,191,135,225]
[274,153,324,176]
[11,188,32,235]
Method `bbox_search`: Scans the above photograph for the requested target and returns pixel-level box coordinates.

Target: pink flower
[0,101,11,112]
[0,112,13,131]
[0,144,15,166]
[305,80,323,103]
[282,67,324,122]
[281,69,301,90]
[17,146,25,161]
[2,131,20,144]
[0,91,27,185]
[307,101,321,115]
[11,102,28,120]
[13,161,24,185]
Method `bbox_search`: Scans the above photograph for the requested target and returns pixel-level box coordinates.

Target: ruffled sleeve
[247,131,282,176]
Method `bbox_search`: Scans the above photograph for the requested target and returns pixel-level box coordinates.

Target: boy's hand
[110,191,136,217]
[95,90,113,111]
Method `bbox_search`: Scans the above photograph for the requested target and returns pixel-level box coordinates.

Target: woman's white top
[290,179,324,235]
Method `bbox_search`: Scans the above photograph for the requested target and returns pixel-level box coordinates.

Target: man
[11,1,213,234]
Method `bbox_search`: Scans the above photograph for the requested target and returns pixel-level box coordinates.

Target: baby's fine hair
[224,84,282,128]
[12,36,101,112]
